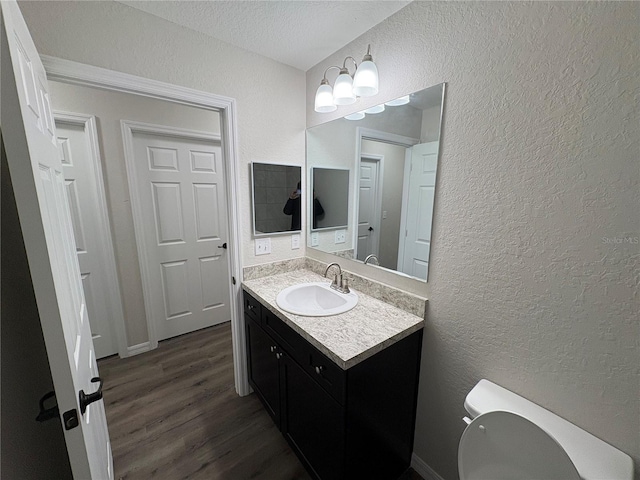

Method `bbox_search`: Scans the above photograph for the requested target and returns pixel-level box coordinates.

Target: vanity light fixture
[314,44,379,113]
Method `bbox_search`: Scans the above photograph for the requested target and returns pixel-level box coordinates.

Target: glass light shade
[385,95,410,106]
[353,60,379,97]
[364,104,385,114]
[314,83,337,113]
[333,73,356,105]
[344,111,365,121]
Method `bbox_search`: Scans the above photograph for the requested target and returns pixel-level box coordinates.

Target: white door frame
[42,55,249,396]
[353,128,420,255]
[54,111,128,358]
[355,153,383,260]
[121,120,227,348]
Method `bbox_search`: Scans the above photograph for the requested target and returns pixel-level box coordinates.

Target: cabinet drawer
[243,291,261,322]
[303,347,346,405]
[262,308,308,363]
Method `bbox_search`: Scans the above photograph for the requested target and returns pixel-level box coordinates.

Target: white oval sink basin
[276,282,358,317]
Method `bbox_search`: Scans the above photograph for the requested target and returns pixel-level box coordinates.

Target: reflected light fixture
[385,95,410,106]
[314,44,379,113]
[364,104,385,114]
[345,111,366,121]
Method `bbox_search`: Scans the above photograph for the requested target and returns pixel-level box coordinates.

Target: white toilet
[458,379,634,480]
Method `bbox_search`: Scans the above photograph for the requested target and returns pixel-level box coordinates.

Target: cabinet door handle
[270,345,277,353]
[314,366,324,375]
[247,303,255,311]
[276,352,283,360]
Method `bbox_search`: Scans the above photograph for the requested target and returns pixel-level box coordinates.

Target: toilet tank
[464,379,634,480]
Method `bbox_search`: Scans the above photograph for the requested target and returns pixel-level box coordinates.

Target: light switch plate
[335,229,346,244]
[311,232,319,247]
[255,238,271,255]
[291,233,300,250]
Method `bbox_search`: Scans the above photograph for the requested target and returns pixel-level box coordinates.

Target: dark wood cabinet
[243,290,422,480]
[245,318,281,424]
[281,355,345,480]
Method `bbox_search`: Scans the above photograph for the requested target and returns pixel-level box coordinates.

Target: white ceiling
[116,1,411,71]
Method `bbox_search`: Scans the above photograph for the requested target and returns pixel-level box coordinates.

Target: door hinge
[232,276,236,285]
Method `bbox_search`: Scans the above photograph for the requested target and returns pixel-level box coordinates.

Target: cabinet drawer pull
[276,352,283,360]
[315,366,324,375]
[247,303,255,311]
[270,345,277,353]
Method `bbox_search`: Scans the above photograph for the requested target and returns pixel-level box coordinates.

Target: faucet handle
[342,278,350,293]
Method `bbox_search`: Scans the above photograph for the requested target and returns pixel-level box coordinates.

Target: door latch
[63,409,79,430]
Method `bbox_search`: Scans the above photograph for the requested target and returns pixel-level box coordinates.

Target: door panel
[357,158,380,260]
[56,118,121,358]
[1,1,112,477]
[126,127,231,341]
[400,141,438,280]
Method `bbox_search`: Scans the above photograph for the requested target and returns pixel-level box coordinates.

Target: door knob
[36,391,59,423]
[79,377,103,414]
[218,242,227,249]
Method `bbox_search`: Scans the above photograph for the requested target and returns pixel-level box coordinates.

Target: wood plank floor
[98,322,424,480]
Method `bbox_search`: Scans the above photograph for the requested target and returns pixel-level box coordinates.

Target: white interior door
[398,141,438,280]
[357,157,381,261]
[1,2,112,478]
[56,115,123,359]
[123,123,232,342]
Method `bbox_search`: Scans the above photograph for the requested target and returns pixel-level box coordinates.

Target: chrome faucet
[324,262,350,294]
[364,254,379,266]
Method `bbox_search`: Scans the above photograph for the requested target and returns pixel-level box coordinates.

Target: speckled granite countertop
[242,269,424,370]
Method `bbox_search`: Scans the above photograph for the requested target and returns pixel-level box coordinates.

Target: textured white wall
[307,2,639,478]
[19,0,307,272]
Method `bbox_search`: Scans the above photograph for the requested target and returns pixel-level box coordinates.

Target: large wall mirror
[252,162,302,236]
[306,83,445,281]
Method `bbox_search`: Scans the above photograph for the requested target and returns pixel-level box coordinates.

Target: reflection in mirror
[311,168,349,230]
[306,83,445,280]
[251,162,302,236]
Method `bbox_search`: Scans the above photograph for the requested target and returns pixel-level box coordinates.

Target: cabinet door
[246,318,281,425]
[282,355,345,480]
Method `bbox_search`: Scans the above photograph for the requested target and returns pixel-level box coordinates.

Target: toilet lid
[458,411,581,480]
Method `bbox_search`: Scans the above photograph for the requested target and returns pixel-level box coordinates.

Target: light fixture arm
[342,56,358,74]
[362,44,373,62]
[321,65,343,84]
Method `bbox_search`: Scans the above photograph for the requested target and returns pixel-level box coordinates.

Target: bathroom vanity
[243,270,424,480]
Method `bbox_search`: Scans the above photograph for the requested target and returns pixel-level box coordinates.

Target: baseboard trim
[411,453,446,480]
[126,341,151,357]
